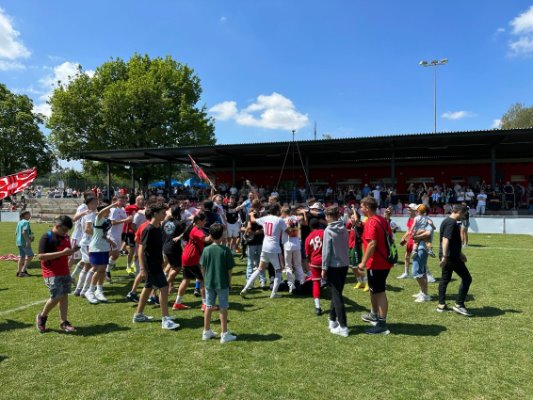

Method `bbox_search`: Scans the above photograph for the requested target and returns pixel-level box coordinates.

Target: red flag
[0,168,38,200]
[188,154,211,184]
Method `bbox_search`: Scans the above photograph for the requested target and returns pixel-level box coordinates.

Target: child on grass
[201,223,236,343]
[16,210,34,277]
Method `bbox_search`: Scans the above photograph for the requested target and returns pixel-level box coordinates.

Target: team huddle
[27,189,474,340]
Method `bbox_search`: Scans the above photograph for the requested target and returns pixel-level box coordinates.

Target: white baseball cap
[408,203,418,211]
[309,202,324,210]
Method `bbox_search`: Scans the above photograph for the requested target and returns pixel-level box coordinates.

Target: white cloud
[441,111,476,120]
[0,8,30,69]
[210,92,309,130]
[219,16,227,23]
[496,27,506,33]
[508,6,533,56]
[491,119,502,129]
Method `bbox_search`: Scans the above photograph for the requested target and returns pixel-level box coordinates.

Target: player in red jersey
[305,218,325,315]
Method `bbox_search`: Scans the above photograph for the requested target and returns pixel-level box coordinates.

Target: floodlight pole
[419,59,448,133]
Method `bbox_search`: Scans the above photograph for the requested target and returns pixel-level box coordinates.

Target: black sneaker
[315,307,323,316]
[366,320,390,335]
[36,313,47,333]
[436,304,451,313]
[105,271,112,283]
[59,320,76,333]
[193,288,201,298]
[361,312,378,326]
[452,304,473,317]
[126,291,139,303]
[148,295,160,305]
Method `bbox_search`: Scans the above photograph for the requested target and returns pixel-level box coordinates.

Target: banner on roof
[0,168,38,200]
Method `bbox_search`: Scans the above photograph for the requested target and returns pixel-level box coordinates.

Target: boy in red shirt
[305,218,324,315]
[36,216,78,333]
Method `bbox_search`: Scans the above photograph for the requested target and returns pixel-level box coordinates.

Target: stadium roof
[77,127,533,169]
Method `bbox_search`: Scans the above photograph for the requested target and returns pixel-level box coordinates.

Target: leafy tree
[500,103,533,129]
[47,54,216,183]
[0,83,55,176]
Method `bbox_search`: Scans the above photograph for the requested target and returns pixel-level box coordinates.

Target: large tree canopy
[48,54,216,161]
[0,83,55,176]
[500,103,533,129]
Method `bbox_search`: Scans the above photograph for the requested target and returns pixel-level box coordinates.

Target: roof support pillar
[232,158,236,187]
[491,146,496,189]
[391,152,396,188]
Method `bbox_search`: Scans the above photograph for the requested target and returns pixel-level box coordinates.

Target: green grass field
[0,222,532,400]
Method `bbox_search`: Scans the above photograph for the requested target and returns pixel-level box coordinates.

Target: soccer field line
[0,299,46,317]
[468,247,533,251]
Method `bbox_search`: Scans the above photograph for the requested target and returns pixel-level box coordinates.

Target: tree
[0,83,55,176]
[500,103,533,129]
[47,54,216,183]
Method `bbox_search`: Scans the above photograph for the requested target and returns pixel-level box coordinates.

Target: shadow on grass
[469,306,522,318]
[237,333,282,342]
[344,297,366,313]
[465,244,485,248]
[387,323,447,336]
[0,319,32,332]
[0,288,8,292]
[0,355,7,363]
[444,294,475,302]
[178,316,205,330]
[385,284,404,293]
[75,322,131,336]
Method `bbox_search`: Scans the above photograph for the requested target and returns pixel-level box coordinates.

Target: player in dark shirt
[162,206,187,291]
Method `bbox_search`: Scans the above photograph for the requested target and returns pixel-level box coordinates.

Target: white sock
[356,276,363,283]
[106,259,116,272]
[82,271,94,292]
[271,271,282,295]
[71,261,84,278]
[314,298,320,308]
[175,295,182,304]
[89,284,96,292]
[134,259,140,274]
[97,284,104,293]
[76,271,87,290]
[244,269,261,291]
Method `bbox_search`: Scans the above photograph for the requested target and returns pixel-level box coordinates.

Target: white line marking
[468,247,533,251]
[0,299,46,317]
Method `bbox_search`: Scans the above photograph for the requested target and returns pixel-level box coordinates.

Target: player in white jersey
[69,198,90,279]
[240,203,290,299]
[280,207,305,294]
[105,194,132,282]
[73,197,98,296]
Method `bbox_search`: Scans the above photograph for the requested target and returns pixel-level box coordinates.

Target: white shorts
[109,234,122,251]
[260,251,283,271]
[227,222,242,238]
[81,245,90,263]
[70,239,82,260]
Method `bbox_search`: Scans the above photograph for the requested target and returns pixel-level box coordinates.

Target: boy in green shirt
[200,223,236,343]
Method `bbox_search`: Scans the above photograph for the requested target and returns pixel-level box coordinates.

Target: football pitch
[0,222,531,400]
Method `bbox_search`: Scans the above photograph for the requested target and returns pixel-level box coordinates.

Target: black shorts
[144,271,168,289]
[122,232,135,247]
[183,265,204,280]
[164,252,182,269]
[367,269,390,294]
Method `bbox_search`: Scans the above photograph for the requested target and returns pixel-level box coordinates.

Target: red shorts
[310,265,322,280]
[406,240,414,254]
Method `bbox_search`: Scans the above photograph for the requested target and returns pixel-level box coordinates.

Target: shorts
[69,239,81,260]
[406,240,414,254]
[183,265,204,280]
[44,275,73,300]
[462,220,470,229]
[310,265,322,280]
[144,271,169,289]
[226,222,242,238]
[411,248,428,279]
[17,246,34,257]
[205,287,229,309]
[122,232,136,247]
[260,251,283,271]
[81,245,90,263]
[164,252,182,268]
[109,234,122,250]
[349,246,362,267]
[367,269,390,294]
[89,251,109,266]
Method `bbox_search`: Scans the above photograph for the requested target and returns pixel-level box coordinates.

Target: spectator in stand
[476,190,487,215]
[503,182,514,209]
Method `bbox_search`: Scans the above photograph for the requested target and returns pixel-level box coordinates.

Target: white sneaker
[202,329,217,340]
[415,293,431,303]
[412,291,423,298]
[162,316,180,330]
[94,291,108,302]
[328,320,339,330]
[397,272,409,279]
[84,290,99,304]
[288,283,295,294]
[330,325,349,337]
[220,332,237,343]
[132,313,153,323]
[427,274,436,283]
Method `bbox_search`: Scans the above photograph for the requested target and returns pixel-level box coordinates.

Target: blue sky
[1,0,533,168]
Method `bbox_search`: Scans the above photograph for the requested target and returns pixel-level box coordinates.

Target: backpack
[375,218,398,265]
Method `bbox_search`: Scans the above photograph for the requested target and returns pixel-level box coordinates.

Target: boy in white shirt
[281,207,305,294]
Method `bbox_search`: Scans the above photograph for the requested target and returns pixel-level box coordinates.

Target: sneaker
[366,321,390,335]
[220,332,237,343]
[328,320,339,330]
[436,304,450,313]
[452,304,473,317]
[414,293,431,303]
[270,293,281,299]
[73,288,82,297]
[172,302,190,310]
[427,273,436,283]
[148,295,160,305]
[120,250,128,256]
[239,289,247,298]
[125,265,133,275]
[361,312,378,326]
[353,282,363,289]
[126,291,139,303]
[330,325,349,337]
[59,320,76,333]
[84,290,99,304]
[202,329,217,340]
[315,307,323,316]
[412,291,423,298]
[132,313,154,323]
[94,291,108,303]
[428,248,436,258]
[363,283,369,292]
[36,313,47,333]
[193,288,201,297]
[288,283,295,295]
[397,272,409,279]
[105,271,112,283]
[162,316,180,330]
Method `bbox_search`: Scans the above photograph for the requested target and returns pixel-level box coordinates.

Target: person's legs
[452,259,472,307]
[22,255,33,274]
[58,294,69,322]
[135,286,152,315]
[327,267,348,328]
[17,255,26,275]
[293,250,304,284]
[41,297,61,317]
[437,261,454,306]
[220,308,228,333]
[159,285,170,317]
[242,261,266,291]
[176,278,190,301]
[284,250,295,288]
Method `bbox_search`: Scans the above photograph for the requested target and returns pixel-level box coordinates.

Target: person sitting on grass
[132,203,180,330]
[201,223,236,343]
[36,215,78,333]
